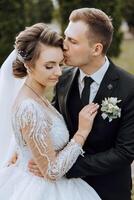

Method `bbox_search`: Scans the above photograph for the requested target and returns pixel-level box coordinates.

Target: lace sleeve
[17,100,84,180]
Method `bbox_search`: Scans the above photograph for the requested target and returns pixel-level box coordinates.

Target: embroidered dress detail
[12,99,84,180]
[0,98,101,200]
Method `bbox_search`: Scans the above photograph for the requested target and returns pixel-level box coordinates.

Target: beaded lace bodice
[12,99,83,180]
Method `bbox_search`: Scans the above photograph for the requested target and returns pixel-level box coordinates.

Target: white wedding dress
[0,98,101,200]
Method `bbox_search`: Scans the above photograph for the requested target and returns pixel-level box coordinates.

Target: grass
[112,39,134,74]
[132,184,134,200]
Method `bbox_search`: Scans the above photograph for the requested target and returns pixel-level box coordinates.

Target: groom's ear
[92,43,103,56]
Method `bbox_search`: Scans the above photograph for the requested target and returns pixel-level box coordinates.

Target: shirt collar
[79,57,110,85]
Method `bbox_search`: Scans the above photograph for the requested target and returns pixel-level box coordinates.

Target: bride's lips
[49,78,59,82]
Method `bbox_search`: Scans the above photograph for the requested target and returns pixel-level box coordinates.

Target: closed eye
[68,38,77,44]
[45,66,53,69]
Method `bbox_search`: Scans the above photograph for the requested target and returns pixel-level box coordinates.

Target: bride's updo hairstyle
[13,23,63,78]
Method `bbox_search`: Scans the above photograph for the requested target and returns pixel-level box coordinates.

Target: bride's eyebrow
[44,59,64,64]
[44,61,56,64]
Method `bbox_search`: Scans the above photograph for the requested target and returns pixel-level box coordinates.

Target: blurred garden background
[0,0,134,71]
[0,0,134,197]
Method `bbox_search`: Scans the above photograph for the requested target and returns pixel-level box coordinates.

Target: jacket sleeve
[67,92,134,178]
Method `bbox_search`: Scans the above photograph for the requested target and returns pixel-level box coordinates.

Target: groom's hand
[7,152,18,166]
[28,159,43,177]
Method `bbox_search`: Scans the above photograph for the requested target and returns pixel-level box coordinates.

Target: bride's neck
[25,77,45,97]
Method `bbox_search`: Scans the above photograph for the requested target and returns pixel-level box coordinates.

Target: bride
[0,23,101,200]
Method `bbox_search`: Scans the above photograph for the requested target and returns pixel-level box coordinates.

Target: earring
[25,67,32,73]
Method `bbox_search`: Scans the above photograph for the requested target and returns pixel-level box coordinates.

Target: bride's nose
[54,65,62,76]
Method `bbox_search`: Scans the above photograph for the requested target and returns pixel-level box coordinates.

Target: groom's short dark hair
[69,8,113,55]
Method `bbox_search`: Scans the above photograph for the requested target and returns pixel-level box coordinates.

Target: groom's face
[64,20,95,68]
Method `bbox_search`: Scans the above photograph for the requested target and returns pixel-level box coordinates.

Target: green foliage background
[0,0,54,65]
[57,0,123,57]
[0,0,134,66]
[123,0,134,34]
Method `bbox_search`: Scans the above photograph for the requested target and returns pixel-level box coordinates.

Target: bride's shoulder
[12,98,47,127]
[13,98,42,117]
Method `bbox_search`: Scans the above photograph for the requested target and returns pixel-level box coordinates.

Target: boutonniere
[101,97,121,122]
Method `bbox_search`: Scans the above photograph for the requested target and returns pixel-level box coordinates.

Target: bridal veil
[0,50,25,167]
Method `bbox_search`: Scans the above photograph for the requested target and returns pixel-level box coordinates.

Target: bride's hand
[77,103,99,137]
[28,159,43,177]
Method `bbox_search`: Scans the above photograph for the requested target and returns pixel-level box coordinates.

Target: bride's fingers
[83,104,99,114]
[87,103,99,110]
[88,104,99,114]
[90,111,98,119]
[83,103,95,109]
[82,103,98,112]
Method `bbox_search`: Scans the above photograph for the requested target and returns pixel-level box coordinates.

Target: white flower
[101,97,121,122]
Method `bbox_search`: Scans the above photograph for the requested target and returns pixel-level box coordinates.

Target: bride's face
[30,44,64,87]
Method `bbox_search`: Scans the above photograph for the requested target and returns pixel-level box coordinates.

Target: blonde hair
[69,8,113,54]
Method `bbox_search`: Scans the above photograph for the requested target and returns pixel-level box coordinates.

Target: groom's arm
[67,92,134,178]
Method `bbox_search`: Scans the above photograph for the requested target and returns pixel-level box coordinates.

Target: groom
[29,8,134,200]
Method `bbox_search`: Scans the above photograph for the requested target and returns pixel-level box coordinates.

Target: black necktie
[81,76,94,106]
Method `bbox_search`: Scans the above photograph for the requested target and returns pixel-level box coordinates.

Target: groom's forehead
[64,22,74,36]
[64,21,88,38]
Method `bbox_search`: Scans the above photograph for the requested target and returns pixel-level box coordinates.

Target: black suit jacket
[52,61,134,200]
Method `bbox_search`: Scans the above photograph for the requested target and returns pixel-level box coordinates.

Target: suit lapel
[64,68,78,108]
[60,62,119,127]
[94,62,119,104]
[59,67,78,123]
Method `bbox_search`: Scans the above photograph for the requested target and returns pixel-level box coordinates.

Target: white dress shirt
[78,57,110,103]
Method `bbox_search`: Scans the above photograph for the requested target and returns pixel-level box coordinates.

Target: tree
[0,0,25,65]
[57,0,123,57]
[0,0,54,66]
[123,0,134,35]
[35,0,54,23]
